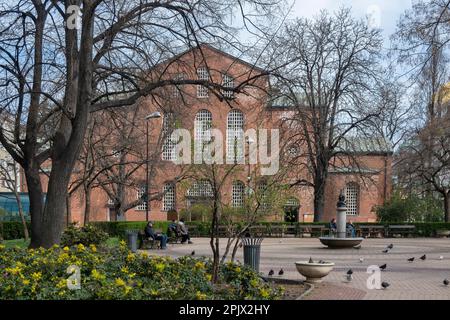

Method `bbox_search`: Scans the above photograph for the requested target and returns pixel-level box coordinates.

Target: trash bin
[125,230,139,252]
[242,238,263,273]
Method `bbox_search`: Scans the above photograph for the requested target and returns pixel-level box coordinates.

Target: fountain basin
[295,261,335,283]
[319,237,363,249]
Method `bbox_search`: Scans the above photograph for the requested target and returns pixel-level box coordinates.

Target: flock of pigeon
[266,243,450,289]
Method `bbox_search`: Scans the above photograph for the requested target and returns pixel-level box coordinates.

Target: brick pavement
[143,237,450,300]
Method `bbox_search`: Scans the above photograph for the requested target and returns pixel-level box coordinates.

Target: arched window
[226,109,244,163]
[194,110,212,162]
[345,183,359,216]
[162,183,176,212]
[232,181,245,208]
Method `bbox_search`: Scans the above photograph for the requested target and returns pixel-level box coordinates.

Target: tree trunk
[66,194,72,226]
[26,167,45,248]
[210,201,220,283]
[444,192,450,223]
[313,185,326,222]
[84,185,92,225]
[14,191,29,241]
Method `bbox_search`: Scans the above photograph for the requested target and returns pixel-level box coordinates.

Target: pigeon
[359,257,364,263]
[191,250,195,256]
[439,256,444,260]
[444,279,449,286]
[347,269,354,275]
[387,244,394,250]
[309,257,314,264]
[381,282,390,289]
[382,249,389,254]
[420,254,427,261]
[268,269,274,276]
[379,264,387,271]
[318,260,326,264]
[346,274,353,282]
[407,257,415,262]
[278,269,284,276]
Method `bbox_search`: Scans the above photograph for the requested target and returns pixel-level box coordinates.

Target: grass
[2,238,30,248]
[1,237,121,249]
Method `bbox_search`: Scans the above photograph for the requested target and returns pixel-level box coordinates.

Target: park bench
[249,225,267,237]
[298,225,326,238]
[357,225,385,238]
[185,224,198,237]
[386,225,416,238]
[166,227,182,244]
[138,230,160,249]
[267,225,295,238]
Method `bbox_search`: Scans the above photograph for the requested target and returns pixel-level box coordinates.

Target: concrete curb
[296,282,314,300]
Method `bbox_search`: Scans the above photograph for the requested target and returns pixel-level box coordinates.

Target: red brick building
[62,44,392,224]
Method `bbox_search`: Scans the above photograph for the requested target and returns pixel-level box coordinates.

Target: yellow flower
[31,272,42,281]
[22,279,30,286]
[141,252,149,259]
[150,289,159,296]
[250,278,259,287]
[89,244,97,252]
[196,291,207,300]
[76,244,85,252]
[121,266,129,274]
[63,246,70,252]
[91,269,106,281]
[5,266,21,275]
[195,261,205,270]
[126,253,135,262]
[206,274,212,281]
[119,240,127,248]
[259,288,270,299]
[56,279,66,289]
[235,267,241,273]
[124,286,132,295]
[0,244,5,250]
[155,263,165,272]
[115,278,126,287]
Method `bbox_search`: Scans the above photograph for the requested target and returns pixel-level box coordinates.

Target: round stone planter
[319,237,363,249]
[295,261,335,284]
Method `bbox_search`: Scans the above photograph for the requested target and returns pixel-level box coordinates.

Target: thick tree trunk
[313,189,326,222]
[26,167,45,248]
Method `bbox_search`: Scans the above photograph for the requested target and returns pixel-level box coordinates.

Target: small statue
[337,191,346,208]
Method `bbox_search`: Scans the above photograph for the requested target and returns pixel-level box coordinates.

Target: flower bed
[0,241,282,300]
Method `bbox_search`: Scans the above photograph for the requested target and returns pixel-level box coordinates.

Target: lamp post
[145,111,162,221]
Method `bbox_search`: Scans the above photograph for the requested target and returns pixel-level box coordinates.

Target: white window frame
[232,181,245,208]
[226,109,244,163]
[162,112,176,161]
[197,67,209,98]
[136,185,148,211]
[345,183,359,216]
[222,73,234,99]
[194,110,212,162]
[172,73,185,98]
[162,183,176,212]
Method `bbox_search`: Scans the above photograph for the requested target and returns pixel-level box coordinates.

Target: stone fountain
[319,193,363,249]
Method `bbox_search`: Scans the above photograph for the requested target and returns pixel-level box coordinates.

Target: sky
[289,0,414,43]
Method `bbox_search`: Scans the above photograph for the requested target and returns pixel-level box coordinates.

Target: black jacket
[145,225,156,239]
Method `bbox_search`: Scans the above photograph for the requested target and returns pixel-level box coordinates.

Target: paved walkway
[143,237,450,300]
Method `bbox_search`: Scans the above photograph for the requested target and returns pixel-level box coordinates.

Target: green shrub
[91,221,170,239]
[61,223,108,247]
[0,242,282,300]
[376,192,444,222]
[0,221,31,240]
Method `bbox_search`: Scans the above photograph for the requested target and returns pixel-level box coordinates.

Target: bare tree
[0,0,283,247]
[269,8,384,221]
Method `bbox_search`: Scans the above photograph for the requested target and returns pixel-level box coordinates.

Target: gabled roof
[337,137,393,155]
[156,43,267,74]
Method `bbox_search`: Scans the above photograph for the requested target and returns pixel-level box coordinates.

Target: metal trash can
[125,230,139,252]
[242,238,263,273]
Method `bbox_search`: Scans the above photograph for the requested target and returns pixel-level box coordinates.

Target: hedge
[0,221,31,240]
[2,221,450,241]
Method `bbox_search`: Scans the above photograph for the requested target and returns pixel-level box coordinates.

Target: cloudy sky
[289,0,414,40]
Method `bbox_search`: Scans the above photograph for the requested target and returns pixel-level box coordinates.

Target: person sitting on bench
[144,222,168,249]
[329,218,337,236]
[178,218,193,244]
[346,220,356,238]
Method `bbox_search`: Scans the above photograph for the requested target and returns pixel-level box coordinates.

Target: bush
[376,192,444,223]
[180,204,212,222]
[0,221,31,240]
[0,242,282,300]
[61,223,108,247]
[91,221,171,239]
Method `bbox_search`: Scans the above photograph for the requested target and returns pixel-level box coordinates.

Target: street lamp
[145,111,162,221]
